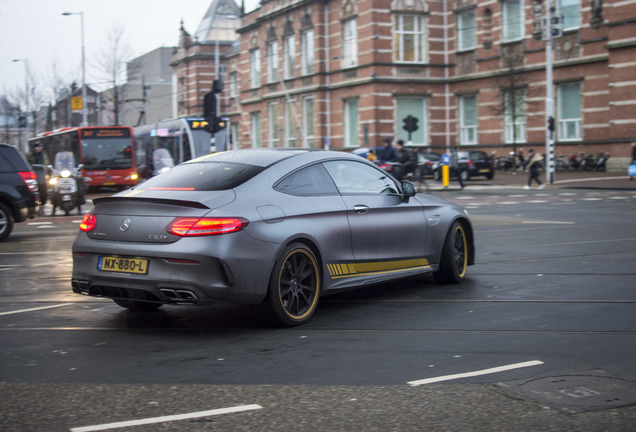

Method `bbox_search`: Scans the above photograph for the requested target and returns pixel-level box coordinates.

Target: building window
[503,0,524,42]
[266,41,279,83]
[396,97,426,145]
[558,82,582,141]
[283,35,295,79]
[558,0,580,30]
[285,99,297,147]
[303,96,315,148]
[504,90,526,144]
[251,112,261,148]
[393,14,427,63]
[344,99,359,148]
[250,49,261,89]
[460,95,478,145]
[230,72,238,98]
[268,102,279,147]
[342,18,358,68]
[230,122,239,150]
[301,29,314,76]
[458,9,476,51]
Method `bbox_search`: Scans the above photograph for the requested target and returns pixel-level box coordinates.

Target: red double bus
[29,126,138,190]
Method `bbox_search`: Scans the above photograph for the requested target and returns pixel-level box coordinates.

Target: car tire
[460,170,470,182]
[257,243,321,327]
[433,221,468,284]
[433,170,441,181]
[0,202,14,242]
[113,298,162,311]
[486,172,494,180]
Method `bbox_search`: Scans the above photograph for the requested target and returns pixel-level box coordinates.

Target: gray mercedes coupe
[72,149,474,326]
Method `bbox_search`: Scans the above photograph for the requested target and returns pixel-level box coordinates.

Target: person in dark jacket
[524,148,545,190]
[394,140,418,181]
[378,137,398,163]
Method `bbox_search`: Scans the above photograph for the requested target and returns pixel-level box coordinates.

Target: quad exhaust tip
[160,288,199,303]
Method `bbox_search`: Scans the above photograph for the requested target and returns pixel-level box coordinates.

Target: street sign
[71,96,83,112]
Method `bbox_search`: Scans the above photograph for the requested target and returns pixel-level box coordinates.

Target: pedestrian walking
[450,147,464,189]
[524,149,545,190]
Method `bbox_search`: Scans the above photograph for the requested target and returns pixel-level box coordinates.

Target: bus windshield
[81,136,134,170]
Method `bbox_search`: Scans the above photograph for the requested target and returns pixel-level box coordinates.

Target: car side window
[275,163,339,196]
[323,160,398,195]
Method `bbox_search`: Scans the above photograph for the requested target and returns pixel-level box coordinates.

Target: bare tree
[489,44,542,172]
[94,24,134,125]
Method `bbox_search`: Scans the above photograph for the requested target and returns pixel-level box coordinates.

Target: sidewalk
[425,170,636,191]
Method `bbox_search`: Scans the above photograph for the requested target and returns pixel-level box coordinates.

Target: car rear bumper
[71,233,279,305]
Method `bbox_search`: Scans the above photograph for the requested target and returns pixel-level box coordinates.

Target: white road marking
[0,303,71,316]
[70,404,263,432]
[521,220,575,224]
[407,360,544,387]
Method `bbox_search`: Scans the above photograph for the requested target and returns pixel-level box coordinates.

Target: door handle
[353,205,369,214]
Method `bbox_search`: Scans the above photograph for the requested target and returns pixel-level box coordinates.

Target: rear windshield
[134,162,264,191]
[0,145,31,172]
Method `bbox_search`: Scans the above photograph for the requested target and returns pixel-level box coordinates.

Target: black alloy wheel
[258,243,321,326]
[434,221,468,284]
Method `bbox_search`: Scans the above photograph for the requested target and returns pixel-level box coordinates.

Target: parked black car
[0,144,39,241]
[415,151,442,179]
[433,150,495,182]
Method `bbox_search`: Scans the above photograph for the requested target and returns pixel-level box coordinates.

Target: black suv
[0,144,39,241]
[434,150,495,182]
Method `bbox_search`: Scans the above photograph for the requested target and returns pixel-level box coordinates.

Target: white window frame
[301,29,314,76]
[558,82,582,141]
[285,99,297,147]
[230,122,239,150]
[458,9,476,51]
[266,41,279,84]
[344,99,359,148]
[460,95,478,145]
[268,102,279,147]
[283,35,295,80]
[251,112,261,148]
[342,18,358,68]
[250,49,260,89]
[229,72,238,98]
[396,97,427,146]
[558,0,580,30]
[393,14,427,63]
[302,96,315,148]
[503,0,524,42]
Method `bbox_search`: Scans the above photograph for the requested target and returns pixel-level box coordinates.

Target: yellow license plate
[479,168,490,173]
[98,256,149,274]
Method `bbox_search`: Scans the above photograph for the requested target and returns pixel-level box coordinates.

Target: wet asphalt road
[1,186,636,431]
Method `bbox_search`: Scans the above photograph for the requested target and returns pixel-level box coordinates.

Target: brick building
[180,0,636,168]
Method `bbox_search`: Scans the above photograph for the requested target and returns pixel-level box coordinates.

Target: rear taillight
[79,214,97,232]
[167,217,249,237]
[18,171,39,193]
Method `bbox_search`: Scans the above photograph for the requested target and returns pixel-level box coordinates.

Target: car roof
[188,148,314,168]
[187,148,363,168]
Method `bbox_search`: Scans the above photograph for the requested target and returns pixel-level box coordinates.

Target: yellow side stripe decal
[327,258,430,279]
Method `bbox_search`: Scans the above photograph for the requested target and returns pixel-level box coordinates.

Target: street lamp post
[12,58,29,153]
[62,11,87,127]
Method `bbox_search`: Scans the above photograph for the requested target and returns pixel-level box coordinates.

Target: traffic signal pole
[545,0,556,185]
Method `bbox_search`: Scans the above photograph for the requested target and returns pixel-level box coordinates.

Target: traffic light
[547,116,555,132]
[402,115,419,133]
[203,79,227,134]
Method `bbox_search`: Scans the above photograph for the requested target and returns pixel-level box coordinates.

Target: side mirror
[401,181,416,201]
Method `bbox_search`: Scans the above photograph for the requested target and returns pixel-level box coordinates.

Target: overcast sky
[1,0,259,101]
